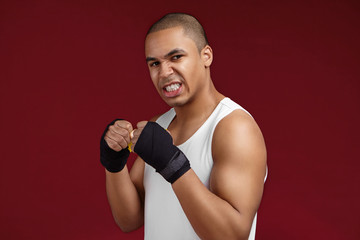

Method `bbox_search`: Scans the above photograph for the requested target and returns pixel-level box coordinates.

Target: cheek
[149,70,158,85]
[182,61,202,81]
[180,61,197,77]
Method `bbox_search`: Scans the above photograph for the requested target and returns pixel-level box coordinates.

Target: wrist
[134,122,191,183]
[158,151,191,184]
[100,143,129,172]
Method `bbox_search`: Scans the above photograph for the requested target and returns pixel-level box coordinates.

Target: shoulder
[213,109,262,145]
[150,110,169,122]
[152,108,175,128]
[212,109,267,170]
[150,114,161,122]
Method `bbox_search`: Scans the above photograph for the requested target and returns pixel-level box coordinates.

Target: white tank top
[144,97,264,239]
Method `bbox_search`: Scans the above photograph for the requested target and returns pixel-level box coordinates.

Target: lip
[161,80,182,89]
[162,82,183,98]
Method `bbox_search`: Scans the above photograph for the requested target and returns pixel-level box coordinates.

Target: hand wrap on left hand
[134,122,190,184]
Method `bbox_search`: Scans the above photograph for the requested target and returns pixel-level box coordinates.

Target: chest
[145,119,215,189]
[167,120,205,146]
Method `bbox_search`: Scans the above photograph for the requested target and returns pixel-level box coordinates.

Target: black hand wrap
[134,122,191,184]
[100,119,130,173]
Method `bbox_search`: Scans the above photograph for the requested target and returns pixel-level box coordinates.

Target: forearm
[172,170,252,240]
[105,166,144,232]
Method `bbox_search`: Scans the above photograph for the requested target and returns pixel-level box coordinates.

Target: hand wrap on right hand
[134,122,190,184]
[100,119,130,173]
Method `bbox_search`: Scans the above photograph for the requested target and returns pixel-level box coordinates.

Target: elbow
[235,231,251,240]
[116,221,132,233]
[208,220,252,240]
[114,216,143,233]
[118,225,137,233]
[233,224,252,240]
[230,220,252,240]
[224,230,250,240]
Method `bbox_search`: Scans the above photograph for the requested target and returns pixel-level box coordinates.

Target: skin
[104,26,267,239]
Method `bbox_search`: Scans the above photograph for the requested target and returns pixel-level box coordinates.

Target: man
[100,13,267,240]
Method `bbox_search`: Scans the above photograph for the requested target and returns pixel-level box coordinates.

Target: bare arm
[105,158,145,232]
[102,119,145,232]
[172,110,267,239]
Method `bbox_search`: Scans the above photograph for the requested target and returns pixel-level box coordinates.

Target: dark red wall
[1,0,359,239]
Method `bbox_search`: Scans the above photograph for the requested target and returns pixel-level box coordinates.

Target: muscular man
[100,13,267,240]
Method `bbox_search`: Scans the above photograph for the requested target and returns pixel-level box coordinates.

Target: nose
[159,61,174,79]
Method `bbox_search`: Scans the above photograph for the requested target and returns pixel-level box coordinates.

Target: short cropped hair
[147,13,209,52]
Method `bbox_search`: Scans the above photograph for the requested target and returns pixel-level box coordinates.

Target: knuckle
[137,121,147,128]
[125,122,132,129]
[114,119,123,124]
[115,120,128,127]
[106,131,114,138]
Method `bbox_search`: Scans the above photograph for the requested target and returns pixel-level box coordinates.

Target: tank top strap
[156,108,176,129]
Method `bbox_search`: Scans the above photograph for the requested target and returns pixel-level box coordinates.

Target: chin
[163,97,187,107]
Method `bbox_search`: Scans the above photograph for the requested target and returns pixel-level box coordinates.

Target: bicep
[210,111,267,223]
[210,158,265,220]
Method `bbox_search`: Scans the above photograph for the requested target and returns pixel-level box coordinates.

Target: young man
[100,13,267,240]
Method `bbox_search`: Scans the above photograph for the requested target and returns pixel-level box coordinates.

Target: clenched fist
[132,121,191,184]
[129,121,148,152]
[100,119,133,173]
[104,120,133,151]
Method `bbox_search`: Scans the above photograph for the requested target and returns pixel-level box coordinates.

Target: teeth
[165,83,180,92]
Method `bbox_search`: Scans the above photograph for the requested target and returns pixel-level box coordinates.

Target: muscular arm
[172,110,267,239]
[105,158,145,232]
[101,118,146,232]
[104,116,160,232]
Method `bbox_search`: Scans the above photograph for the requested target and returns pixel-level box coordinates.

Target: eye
[149,61,160,67]
[171,55,183,61]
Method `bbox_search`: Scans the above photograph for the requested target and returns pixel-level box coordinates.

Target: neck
[173,81,224,124]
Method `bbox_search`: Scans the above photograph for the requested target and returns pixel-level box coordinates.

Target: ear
[201,45,213,68]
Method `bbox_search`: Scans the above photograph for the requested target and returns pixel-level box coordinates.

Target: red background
[1,0,359,239]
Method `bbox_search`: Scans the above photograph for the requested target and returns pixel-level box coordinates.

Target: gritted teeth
[164,83,181,92]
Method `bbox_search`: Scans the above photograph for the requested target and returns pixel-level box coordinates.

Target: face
[145,26,211,107]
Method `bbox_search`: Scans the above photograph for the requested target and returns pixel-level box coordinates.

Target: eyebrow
[146,48,186,63]
[165,48,186,58]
